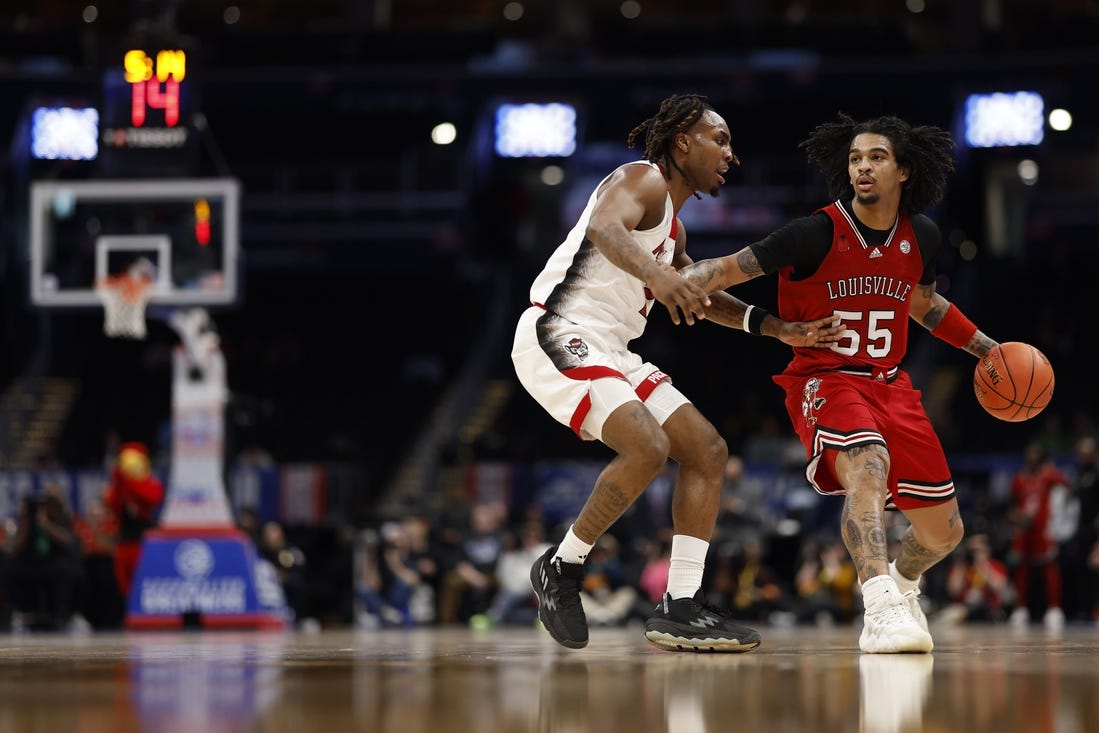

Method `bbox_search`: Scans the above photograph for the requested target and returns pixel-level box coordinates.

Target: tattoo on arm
[964,332,996,358]
[735,249,763,277]
[681,260,723,291]
[701,292,747,328]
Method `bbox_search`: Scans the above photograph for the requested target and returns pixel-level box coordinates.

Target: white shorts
[511,306,690,442]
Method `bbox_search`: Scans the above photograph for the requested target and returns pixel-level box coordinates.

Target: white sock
[666,534,709,599]
[860,574,901,610]
[889,560,920,594]
[554,525,594,565]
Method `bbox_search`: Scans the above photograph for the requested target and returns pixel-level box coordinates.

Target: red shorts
[773,369,955,511]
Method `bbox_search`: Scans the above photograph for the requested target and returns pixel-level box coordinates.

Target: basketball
[973,341,1054,422]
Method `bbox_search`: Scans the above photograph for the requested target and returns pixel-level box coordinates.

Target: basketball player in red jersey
[512,94,843,652]
[679,113,1001,653]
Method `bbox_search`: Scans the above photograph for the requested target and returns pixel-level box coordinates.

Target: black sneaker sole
[537,604,588,649]
[644,625,762,653]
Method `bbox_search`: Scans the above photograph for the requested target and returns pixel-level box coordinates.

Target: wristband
[743,305,769,335]
[932,304,978,348]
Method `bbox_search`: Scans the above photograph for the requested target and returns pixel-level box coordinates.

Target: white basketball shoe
[859,575,934,654]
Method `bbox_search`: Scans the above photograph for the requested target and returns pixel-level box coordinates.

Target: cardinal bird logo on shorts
[564,337,589,360]
[801,377,826,426]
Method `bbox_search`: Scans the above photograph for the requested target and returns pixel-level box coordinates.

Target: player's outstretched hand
[776,315,845,348]
[649,264,710,326]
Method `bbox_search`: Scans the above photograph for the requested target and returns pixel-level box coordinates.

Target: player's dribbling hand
[776,315,845,348]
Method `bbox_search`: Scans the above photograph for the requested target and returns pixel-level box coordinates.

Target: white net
[96,272,153,339]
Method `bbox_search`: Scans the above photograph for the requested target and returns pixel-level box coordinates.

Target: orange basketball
[973,341,1054,422]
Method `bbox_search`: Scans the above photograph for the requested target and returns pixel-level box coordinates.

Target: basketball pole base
[125,528,289,630]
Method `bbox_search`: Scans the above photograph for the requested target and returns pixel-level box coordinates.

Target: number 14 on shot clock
[123,48,186,128]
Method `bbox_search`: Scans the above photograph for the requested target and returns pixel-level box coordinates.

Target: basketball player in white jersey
[512,93,842,652]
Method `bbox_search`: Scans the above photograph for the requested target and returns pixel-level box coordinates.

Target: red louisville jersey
[778,202,925,378]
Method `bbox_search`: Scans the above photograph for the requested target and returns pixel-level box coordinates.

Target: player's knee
[694,429,728,477]
[918,515,965,554]
[627,429,672,475]
[944,516,965,552]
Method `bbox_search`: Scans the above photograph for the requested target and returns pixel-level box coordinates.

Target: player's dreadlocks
[627,94,739,197]
[799,112,956,213]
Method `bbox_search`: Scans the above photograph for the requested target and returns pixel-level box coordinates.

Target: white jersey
[527,160,676,351]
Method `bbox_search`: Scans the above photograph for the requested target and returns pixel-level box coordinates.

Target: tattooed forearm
[701,291,747,329]
[964,331,996,358]
[679,259,725,292]
[921,305,946,331]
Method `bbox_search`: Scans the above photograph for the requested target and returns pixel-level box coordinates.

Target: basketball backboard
[29,178,240,307]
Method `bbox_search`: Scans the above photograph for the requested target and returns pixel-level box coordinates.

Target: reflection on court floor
[0,625,1096,732]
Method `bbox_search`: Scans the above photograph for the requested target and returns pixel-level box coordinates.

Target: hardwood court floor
[0,623,1096,733]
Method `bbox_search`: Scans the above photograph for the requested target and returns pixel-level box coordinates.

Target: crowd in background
[1,423,1096,635]
[352,430,1099,634]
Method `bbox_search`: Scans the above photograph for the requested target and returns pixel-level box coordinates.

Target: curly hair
[799,112,956,213]
[626,94,738,176]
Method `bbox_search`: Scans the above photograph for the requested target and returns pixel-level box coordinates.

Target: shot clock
[100,40,201,176]
[124,48,186,128]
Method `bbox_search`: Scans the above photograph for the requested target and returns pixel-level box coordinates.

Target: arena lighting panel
[964,91,1044,148]
[31,106,99,160]
[494,102,577,158]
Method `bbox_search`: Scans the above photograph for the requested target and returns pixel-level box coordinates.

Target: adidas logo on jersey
[869,247,883,259]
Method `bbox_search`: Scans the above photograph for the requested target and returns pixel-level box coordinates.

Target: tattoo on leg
[843,517,862,551]
[841,509,889,579]
[895,529,948,579]
[851,447,887,478]
[574,480,632,540]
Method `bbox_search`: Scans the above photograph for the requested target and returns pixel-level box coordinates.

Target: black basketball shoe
[644,590,762,653]
[530,545,588,649]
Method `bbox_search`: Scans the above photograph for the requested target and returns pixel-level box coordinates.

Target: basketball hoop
[96,270,154,339]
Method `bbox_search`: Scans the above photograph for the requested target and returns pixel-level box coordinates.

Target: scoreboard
[99,40,201,175]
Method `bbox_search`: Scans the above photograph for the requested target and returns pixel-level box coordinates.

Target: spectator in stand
[258,520,317,631]
[1007,443,1070,629]
[938,533,1011,624]
[5,484,83,630]
[359,516,439,628]
[726,535,785,624]
[73,495,124,629]
[1065,436,1099,623]
[577,534,640,627]
[236,506,262,546]
[793,536,859,626]
[470,520,551,629]
[636,538,672,607]
[436,502,506,624]
[103,442,165,599]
